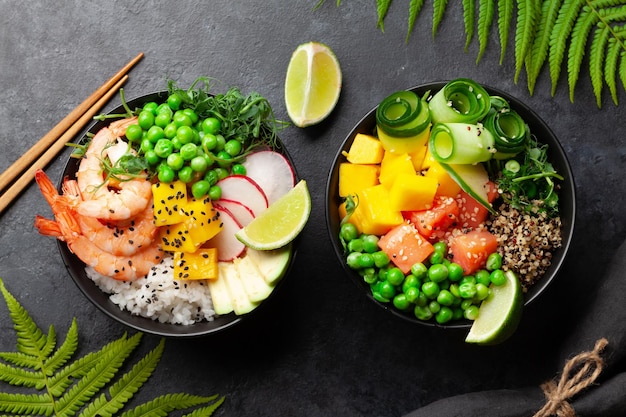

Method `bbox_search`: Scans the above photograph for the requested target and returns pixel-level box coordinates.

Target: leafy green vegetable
[0,278,225,417]
[316,0,626,107]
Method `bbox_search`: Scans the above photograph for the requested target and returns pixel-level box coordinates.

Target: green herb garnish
[0,278,225,417]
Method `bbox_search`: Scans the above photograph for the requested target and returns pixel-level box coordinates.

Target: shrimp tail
[34,215,63,238]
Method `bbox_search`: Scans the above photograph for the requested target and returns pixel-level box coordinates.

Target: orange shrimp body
[76,118,151,221]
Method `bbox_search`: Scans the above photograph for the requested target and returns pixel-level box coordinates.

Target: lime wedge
[465,270,523,345]
[235,180,311,250]
[284,42,342,127]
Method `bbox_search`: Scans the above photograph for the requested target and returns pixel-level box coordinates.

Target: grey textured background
[1,1,625,416]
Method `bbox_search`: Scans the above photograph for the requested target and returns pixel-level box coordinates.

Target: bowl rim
[57,91,298,338]
[325,80,576,329]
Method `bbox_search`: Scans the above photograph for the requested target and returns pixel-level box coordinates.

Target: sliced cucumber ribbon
[428,78,491,124]
[429,122,495,164]
[376,90,431,153]
[483,109,530,157]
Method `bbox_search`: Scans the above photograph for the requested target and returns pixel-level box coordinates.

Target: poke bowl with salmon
[326,79,575,340]
[35,77,308,337]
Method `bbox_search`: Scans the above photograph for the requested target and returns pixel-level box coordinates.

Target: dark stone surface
[0,1,624,416]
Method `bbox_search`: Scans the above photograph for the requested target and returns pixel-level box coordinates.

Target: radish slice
[217,175,268,217]
[242,151,296,205]
[214,199,255,227]
[205,208,246,262]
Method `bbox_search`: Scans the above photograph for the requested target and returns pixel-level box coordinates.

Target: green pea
[436,306,454,324]
[204,169,219,186]
[224,139,242,157]
[458,283,477,299]
[490,269,507,286]
[190,155,208,173]
[340,223,359,242]
[163,122,178,139]
[146,125,165,143]
[137,110,155,130]
[475,270,492,286]
[173,112,193,128]
[361,235,379,253]
[372,251,390,268]
[143,101,158,115]
[156,102,173,116]
[415,292,429,307]
[428,300,441,314]
[447,263,464,282]
[216,150,233,168]
[461,299,474,311]
[437,289,455,306]
[362,268,378,285]
[429,250,444,264]
[140,138,154,154]
[208,185,222,201]
[464,305,480,320]
[402,274,420,292]
[202,117,221,134]
[433,241,447,254]
[346,252,361,269]
[157,164,175,183]
[411,263,428,280]
[144,150,160,166]
[154,139,174,158]
[167,93,182,111]
[176,125,195,145]
[347,239,364,253]
[180,143,198,161]
[460,275,476,286]
[422,281,440,299]
[214,167,228,180]
[405,286,420,303]
[202,134,218,151]
[155,112,172,128]
[386,267,405,286]
[231,163,246,176]
[475,283,490,300]
[414,305,433,321]
[358,253,375,269]
[182,108,199,124]
[166,153,184,171]
[449,283,461,299]
[177,166,194,183]
[125,124,143,142]
[379,281,396,300]
[215,134,226,151]
[428,263,448,283]
[393,294,411,311]
[191,180,211,199]
[486,252,503,271]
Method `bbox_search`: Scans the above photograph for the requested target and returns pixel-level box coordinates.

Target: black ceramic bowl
[325,81,576,329]
[58,91,297,337]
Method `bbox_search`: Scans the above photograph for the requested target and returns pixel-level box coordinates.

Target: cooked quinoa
[486,201,562,291]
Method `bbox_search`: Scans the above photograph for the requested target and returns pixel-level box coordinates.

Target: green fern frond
[526,0,563,94]
[0,391,54,416]
[0,278,224,416]
[567,5,600,102]
[514,0,539,82]
[549,0,585,95]
[604,37,621,103]
[376,0,392,31]
[433,0,449,37]
[590,23,611,106]
[477,0,496,63]
[463,0,476,51]
[407,0,426,42]
[497,0,515,64]
[119,393,224,417]
[78,338,164,417]
[620,49,626,90]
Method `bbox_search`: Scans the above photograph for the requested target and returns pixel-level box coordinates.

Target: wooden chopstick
[0,52,143,195]
[0,74,130,216]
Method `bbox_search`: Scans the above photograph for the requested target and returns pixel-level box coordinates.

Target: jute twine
[533,338,609,417]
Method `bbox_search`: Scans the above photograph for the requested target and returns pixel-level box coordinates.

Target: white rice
[86,256,216,325]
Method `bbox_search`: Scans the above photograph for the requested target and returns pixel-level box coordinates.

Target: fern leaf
[78,339,165,417]
[514,0,539,82]
[433,0,450,37]
[182,396,226,417]
[549,0,586,95]
[497,0,515,64]
[55,333,142,417]
[376,0,392,31]
[604,37,620,103]
[0,362,45,389]
[0,352,44,370]
[620,50,626,90]
[590,22,611,107]
[407,0,426,42]
[0,391,53,416]
[0,280,50,358]
[119,393,223,417]
[567,6,599,102]
[463,0,476,51]
[43,319,79,378]
[477,0,496,63]
[526,0,563,94]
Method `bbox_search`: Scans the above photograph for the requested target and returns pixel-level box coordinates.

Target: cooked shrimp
[62,178,158,256]
[35,211,163,281]
[76,119,151,221]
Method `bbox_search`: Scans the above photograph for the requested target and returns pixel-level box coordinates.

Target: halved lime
[284,42,342,128]
[465,270,523,345]
[235,180,311,250]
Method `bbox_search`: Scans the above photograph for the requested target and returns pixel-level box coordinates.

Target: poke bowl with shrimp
[35,78,305,337]
[326,79,575,340]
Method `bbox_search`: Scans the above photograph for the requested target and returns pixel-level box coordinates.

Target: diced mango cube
[181,197,223,245]
[158,223,198,253]
[343,133,384,164]
[379,152,415,188]
[410,144,429,171]
[174,248,218,280]
[338,163,379,197]
[389,173,439,211]
[354,185,404,235]
[421,148,437,171]
[152,181,187,225]
[425,161,462,197]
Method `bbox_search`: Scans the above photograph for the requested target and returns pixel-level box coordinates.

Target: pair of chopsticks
[0,53,144,216]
